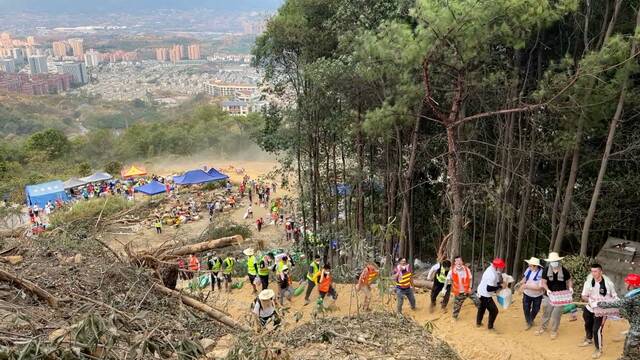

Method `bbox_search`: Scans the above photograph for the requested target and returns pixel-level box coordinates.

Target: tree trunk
[399,113,421,260]
[153,284,252,332]
[512,127,536,279]
[580,6,639,256]
[550,150,570,250]
[553,121,584,253]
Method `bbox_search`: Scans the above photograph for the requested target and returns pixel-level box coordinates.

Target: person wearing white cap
[536,252,573,339]
[516,257,544,330]
[244,248,259,295]
[253,289,280,329]
[278,265,293,305]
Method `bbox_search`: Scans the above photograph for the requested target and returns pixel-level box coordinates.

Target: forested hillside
[253,0,640,275]
[0,101,262,202]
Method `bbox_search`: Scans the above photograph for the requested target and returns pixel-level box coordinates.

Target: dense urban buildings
[52,41,68,58]
[55,61,88,84]
[204,80,257,97]
[0,72,71,95]
[0,58,16,73]
[187,44,201,60]
[68,38,84,58]
[28,55,48,74]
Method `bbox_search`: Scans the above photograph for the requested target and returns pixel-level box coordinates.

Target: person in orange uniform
[393,258,415,314]
[450,255,478,319]
[188,253,200,280]
[318,263,338,302]
[356,262,379,311]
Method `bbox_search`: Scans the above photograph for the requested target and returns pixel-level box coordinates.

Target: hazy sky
[0,0,283,13]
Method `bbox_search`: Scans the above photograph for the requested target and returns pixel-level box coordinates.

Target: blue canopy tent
[25,180,69,208]
[134,181,171,196]
[206,168,230,181]
[173,170,218,185]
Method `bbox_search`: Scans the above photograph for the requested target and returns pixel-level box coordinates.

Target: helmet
[492,258,506,269]
[624,273,640,287]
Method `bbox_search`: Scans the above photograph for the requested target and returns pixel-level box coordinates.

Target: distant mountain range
[0,0,284,13]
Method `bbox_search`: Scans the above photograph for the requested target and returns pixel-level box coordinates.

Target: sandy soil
[119,157,629,360]
[181,277,629,360]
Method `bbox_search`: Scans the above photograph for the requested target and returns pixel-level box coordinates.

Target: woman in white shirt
[253,289,280,329]
[516,257,544,330]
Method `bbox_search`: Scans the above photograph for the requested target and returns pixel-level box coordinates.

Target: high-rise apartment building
[68,38,84,58]
[155,48,169,61]
[28,55,49,74]
[84,50,101,67]
[55,62,88,84]
[169,44,184,63]
[11,48,25,65]
[52,41,68,58]
[0,58,16,73]
[187,44,201,60]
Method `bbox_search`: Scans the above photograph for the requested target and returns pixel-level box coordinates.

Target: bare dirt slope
[123,158,629,360]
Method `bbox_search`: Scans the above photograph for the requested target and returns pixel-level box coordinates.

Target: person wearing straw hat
[597,273,640,360]
[516,257,544,330]
[536,252,573,339]
[244,248,259,295]
[253,289,280,329]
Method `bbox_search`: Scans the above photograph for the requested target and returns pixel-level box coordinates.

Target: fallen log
[166,235,244,257]
[412,279,434,290]
[0,269,59,307]
[152,283,252,332]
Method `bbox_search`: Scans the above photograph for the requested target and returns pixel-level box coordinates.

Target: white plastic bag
[497,288,512,309]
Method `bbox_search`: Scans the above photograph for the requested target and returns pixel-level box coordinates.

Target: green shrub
[562,255,592,300]
[203,221,252,241]
[50,197,132,229]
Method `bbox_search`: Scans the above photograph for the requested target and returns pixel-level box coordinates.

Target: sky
[0,0,284,13]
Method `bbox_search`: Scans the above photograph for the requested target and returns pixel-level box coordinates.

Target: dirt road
[182,277,628,360]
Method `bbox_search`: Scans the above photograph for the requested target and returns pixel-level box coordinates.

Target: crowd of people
[419,252,638,360]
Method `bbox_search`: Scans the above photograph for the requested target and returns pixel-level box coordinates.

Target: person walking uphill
[536,252,573,339]
[428,259,452,313]
[394,258,416,314]
[450,256,477,320]
[598,273,640,360]
[304,254,321,305]
[258,252,273,291]
[580,264,618,359]
[318,263,337,303]
[476,258,505,330]
[222,254,235,293]
[207,252,222,292]
[244,248,259,295]
[516,257,544,330]
[356,262,379,311]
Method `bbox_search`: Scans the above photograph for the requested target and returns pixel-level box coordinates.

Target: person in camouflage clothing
[598,273,640,360]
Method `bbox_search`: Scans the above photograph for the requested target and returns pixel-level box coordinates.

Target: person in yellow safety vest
[428,259,452,313]
[393,258,415,314]
[154,218,162,234]
[207,252,223,292]
[356,262,380,311]
[222,253,236,293]
[244,248,259,294]
[258,252,273,290]
[304,254,322,305]
[275,254,291,278]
